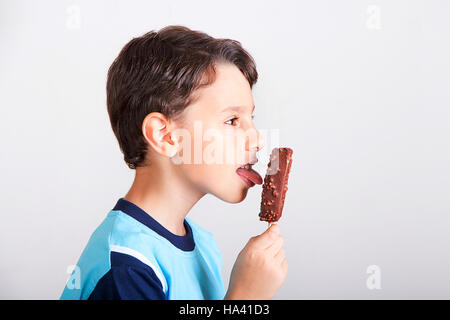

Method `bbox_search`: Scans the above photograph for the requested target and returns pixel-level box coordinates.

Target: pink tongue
[236,167,263,185]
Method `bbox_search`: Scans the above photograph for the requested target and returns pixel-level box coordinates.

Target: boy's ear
[142,112,178,158]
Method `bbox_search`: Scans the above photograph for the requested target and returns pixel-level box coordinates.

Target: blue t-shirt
[60,198,225,300]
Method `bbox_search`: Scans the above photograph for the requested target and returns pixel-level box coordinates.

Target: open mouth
[235,162,263,187]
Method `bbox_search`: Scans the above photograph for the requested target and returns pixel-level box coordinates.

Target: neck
[123,160,205,236]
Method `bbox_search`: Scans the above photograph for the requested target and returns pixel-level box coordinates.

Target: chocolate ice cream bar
[259,147,293,223]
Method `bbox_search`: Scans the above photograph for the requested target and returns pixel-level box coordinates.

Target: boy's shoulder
[61,209,167,300]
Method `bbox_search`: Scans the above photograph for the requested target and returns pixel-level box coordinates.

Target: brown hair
[106,25,258,169]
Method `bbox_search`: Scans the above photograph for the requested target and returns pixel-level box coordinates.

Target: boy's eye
[225,117,239,126]
[225,114,255,126]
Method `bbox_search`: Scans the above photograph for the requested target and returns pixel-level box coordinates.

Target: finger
[251,224,280,249]
[274,247,285,263]
[267,221,277,229]
[281,258,288,275]
[267,235,284,256]
[267,223,280,234]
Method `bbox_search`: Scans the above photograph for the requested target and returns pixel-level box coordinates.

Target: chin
[210,184,249,204]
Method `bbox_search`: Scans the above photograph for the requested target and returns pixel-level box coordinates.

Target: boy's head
[107,25,265,203]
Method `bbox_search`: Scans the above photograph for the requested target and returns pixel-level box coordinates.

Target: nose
[256,130,265,151]
[246,127,265,152]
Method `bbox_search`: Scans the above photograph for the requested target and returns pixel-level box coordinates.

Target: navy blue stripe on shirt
[112,197,195,251]
[88,252,167,300]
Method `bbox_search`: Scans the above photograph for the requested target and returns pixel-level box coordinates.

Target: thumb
[251,223,280,248]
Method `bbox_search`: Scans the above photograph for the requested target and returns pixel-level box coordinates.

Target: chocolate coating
[259,147,293,222]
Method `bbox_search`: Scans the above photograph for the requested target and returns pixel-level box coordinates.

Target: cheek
[173,123,246,173]
[208,130,247,167]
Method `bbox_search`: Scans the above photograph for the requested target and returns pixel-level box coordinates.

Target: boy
[61,25,288,300]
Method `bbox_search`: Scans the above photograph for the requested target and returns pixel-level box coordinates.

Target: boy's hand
[225,224,288,300]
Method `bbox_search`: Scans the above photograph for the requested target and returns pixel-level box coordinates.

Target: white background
[1,0,449,299]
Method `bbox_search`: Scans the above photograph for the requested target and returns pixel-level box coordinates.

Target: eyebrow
[221,105,255,113]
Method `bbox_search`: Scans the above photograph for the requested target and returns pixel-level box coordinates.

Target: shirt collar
[112,197,195,252]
